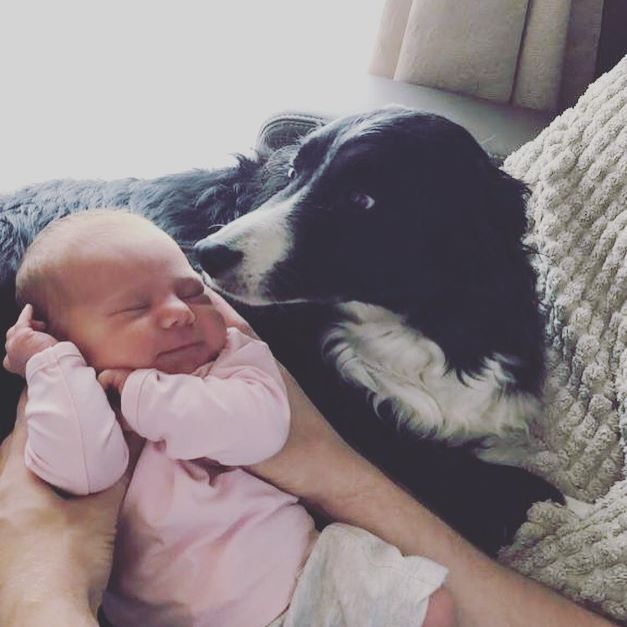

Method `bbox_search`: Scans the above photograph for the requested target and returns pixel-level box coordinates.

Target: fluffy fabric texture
[498,55,627,621]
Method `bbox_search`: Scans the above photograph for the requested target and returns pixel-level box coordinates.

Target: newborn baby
[4,209,448,627]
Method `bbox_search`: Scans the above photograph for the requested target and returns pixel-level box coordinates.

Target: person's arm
[120,328,290,465]
[0,350,614,627]
[24,342,129,495]
[0,393,130,627]
[205,290,615,627]
[247,365,616,627]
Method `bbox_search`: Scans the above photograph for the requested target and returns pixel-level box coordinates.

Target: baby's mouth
[159,342,204,357]
[155,341,208,375]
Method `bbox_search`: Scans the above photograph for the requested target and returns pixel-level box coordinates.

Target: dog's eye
[287,167,297,180]
[349,191,375,210]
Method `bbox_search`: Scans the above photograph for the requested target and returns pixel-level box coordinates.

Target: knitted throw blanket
[498,55,627,622]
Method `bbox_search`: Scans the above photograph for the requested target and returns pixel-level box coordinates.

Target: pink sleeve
[120,328,290,465]
[24,342,129,496]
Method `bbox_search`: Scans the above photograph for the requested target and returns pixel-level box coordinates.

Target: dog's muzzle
[194,239,243,277]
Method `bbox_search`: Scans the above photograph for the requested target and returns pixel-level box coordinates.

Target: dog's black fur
[0,108,562,556]
[199,108,546,396]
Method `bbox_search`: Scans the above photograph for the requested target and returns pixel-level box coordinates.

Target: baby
[4,209,449,627]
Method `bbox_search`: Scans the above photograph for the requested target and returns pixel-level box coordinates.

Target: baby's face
[61,232,227,374]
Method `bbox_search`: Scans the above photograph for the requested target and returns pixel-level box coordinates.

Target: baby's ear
[38,307,66,340]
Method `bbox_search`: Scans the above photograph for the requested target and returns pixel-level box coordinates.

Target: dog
[192,107,564,551]
[196,106,545,462]
[0,107,562,555]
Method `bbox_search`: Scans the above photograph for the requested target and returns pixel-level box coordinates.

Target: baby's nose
[159,298,195,328]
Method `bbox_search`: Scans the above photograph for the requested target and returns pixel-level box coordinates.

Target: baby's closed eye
[110,304,149,319]
[181,289,210,304]
[119,304,149,313]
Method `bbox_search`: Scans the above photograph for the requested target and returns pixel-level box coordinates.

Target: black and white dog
[192,107,563,551]
[0,106,562,556]
[196,106,544,460]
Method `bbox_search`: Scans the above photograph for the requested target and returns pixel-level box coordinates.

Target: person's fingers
[30,320,46,331]
[2,354,11,371]
[206,288,235,316]
[208,289,259,339]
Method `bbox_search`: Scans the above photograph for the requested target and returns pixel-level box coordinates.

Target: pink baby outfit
[24,328,316,627]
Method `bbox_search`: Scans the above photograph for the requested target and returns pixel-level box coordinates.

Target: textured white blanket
[498,55,627,622]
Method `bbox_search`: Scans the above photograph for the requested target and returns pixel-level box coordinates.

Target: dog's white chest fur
[322,302,538,455]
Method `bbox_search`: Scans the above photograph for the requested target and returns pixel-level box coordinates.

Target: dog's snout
[194,239,243,276]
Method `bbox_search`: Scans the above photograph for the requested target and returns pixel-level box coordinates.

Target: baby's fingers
[98,369,126,390]
[2,353,21,376]
[18,305,47,331]
[6,305,42,339]
[15,304,34,327]
[98,370,114,389]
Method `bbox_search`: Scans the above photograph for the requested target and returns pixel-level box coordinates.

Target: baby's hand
[3,304,58,378]
[98,368,133,394]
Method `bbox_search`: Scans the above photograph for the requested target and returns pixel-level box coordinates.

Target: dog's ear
[483,165,530,244]
[435,144,530,247]
[394,111,531,245]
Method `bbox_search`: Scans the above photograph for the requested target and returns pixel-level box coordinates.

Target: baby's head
[16,209,227,374]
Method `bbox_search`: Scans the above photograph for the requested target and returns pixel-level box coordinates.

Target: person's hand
[205,287,358,505]
[98,368,133,394]
[198,285,618,627]
[0,392,129,625]
[3,304,57,378]
[207,288,260,339]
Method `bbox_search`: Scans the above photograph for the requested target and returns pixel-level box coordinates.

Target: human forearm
[214,296,615,626]
[249,367,616,627]
[0,393,128,627]
[317,461,615,627]
[0,501,105,626]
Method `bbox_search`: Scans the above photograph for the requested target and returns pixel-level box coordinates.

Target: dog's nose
[194,239,243,276]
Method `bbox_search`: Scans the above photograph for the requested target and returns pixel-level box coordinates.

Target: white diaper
[268,523,448,627]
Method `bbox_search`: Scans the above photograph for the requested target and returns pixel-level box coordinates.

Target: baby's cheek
[200,309,228,356]
[88,323,151,370]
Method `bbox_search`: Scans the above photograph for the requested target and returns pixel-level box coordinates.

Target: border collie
[195,106,545,464]
[0,106,562,555]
